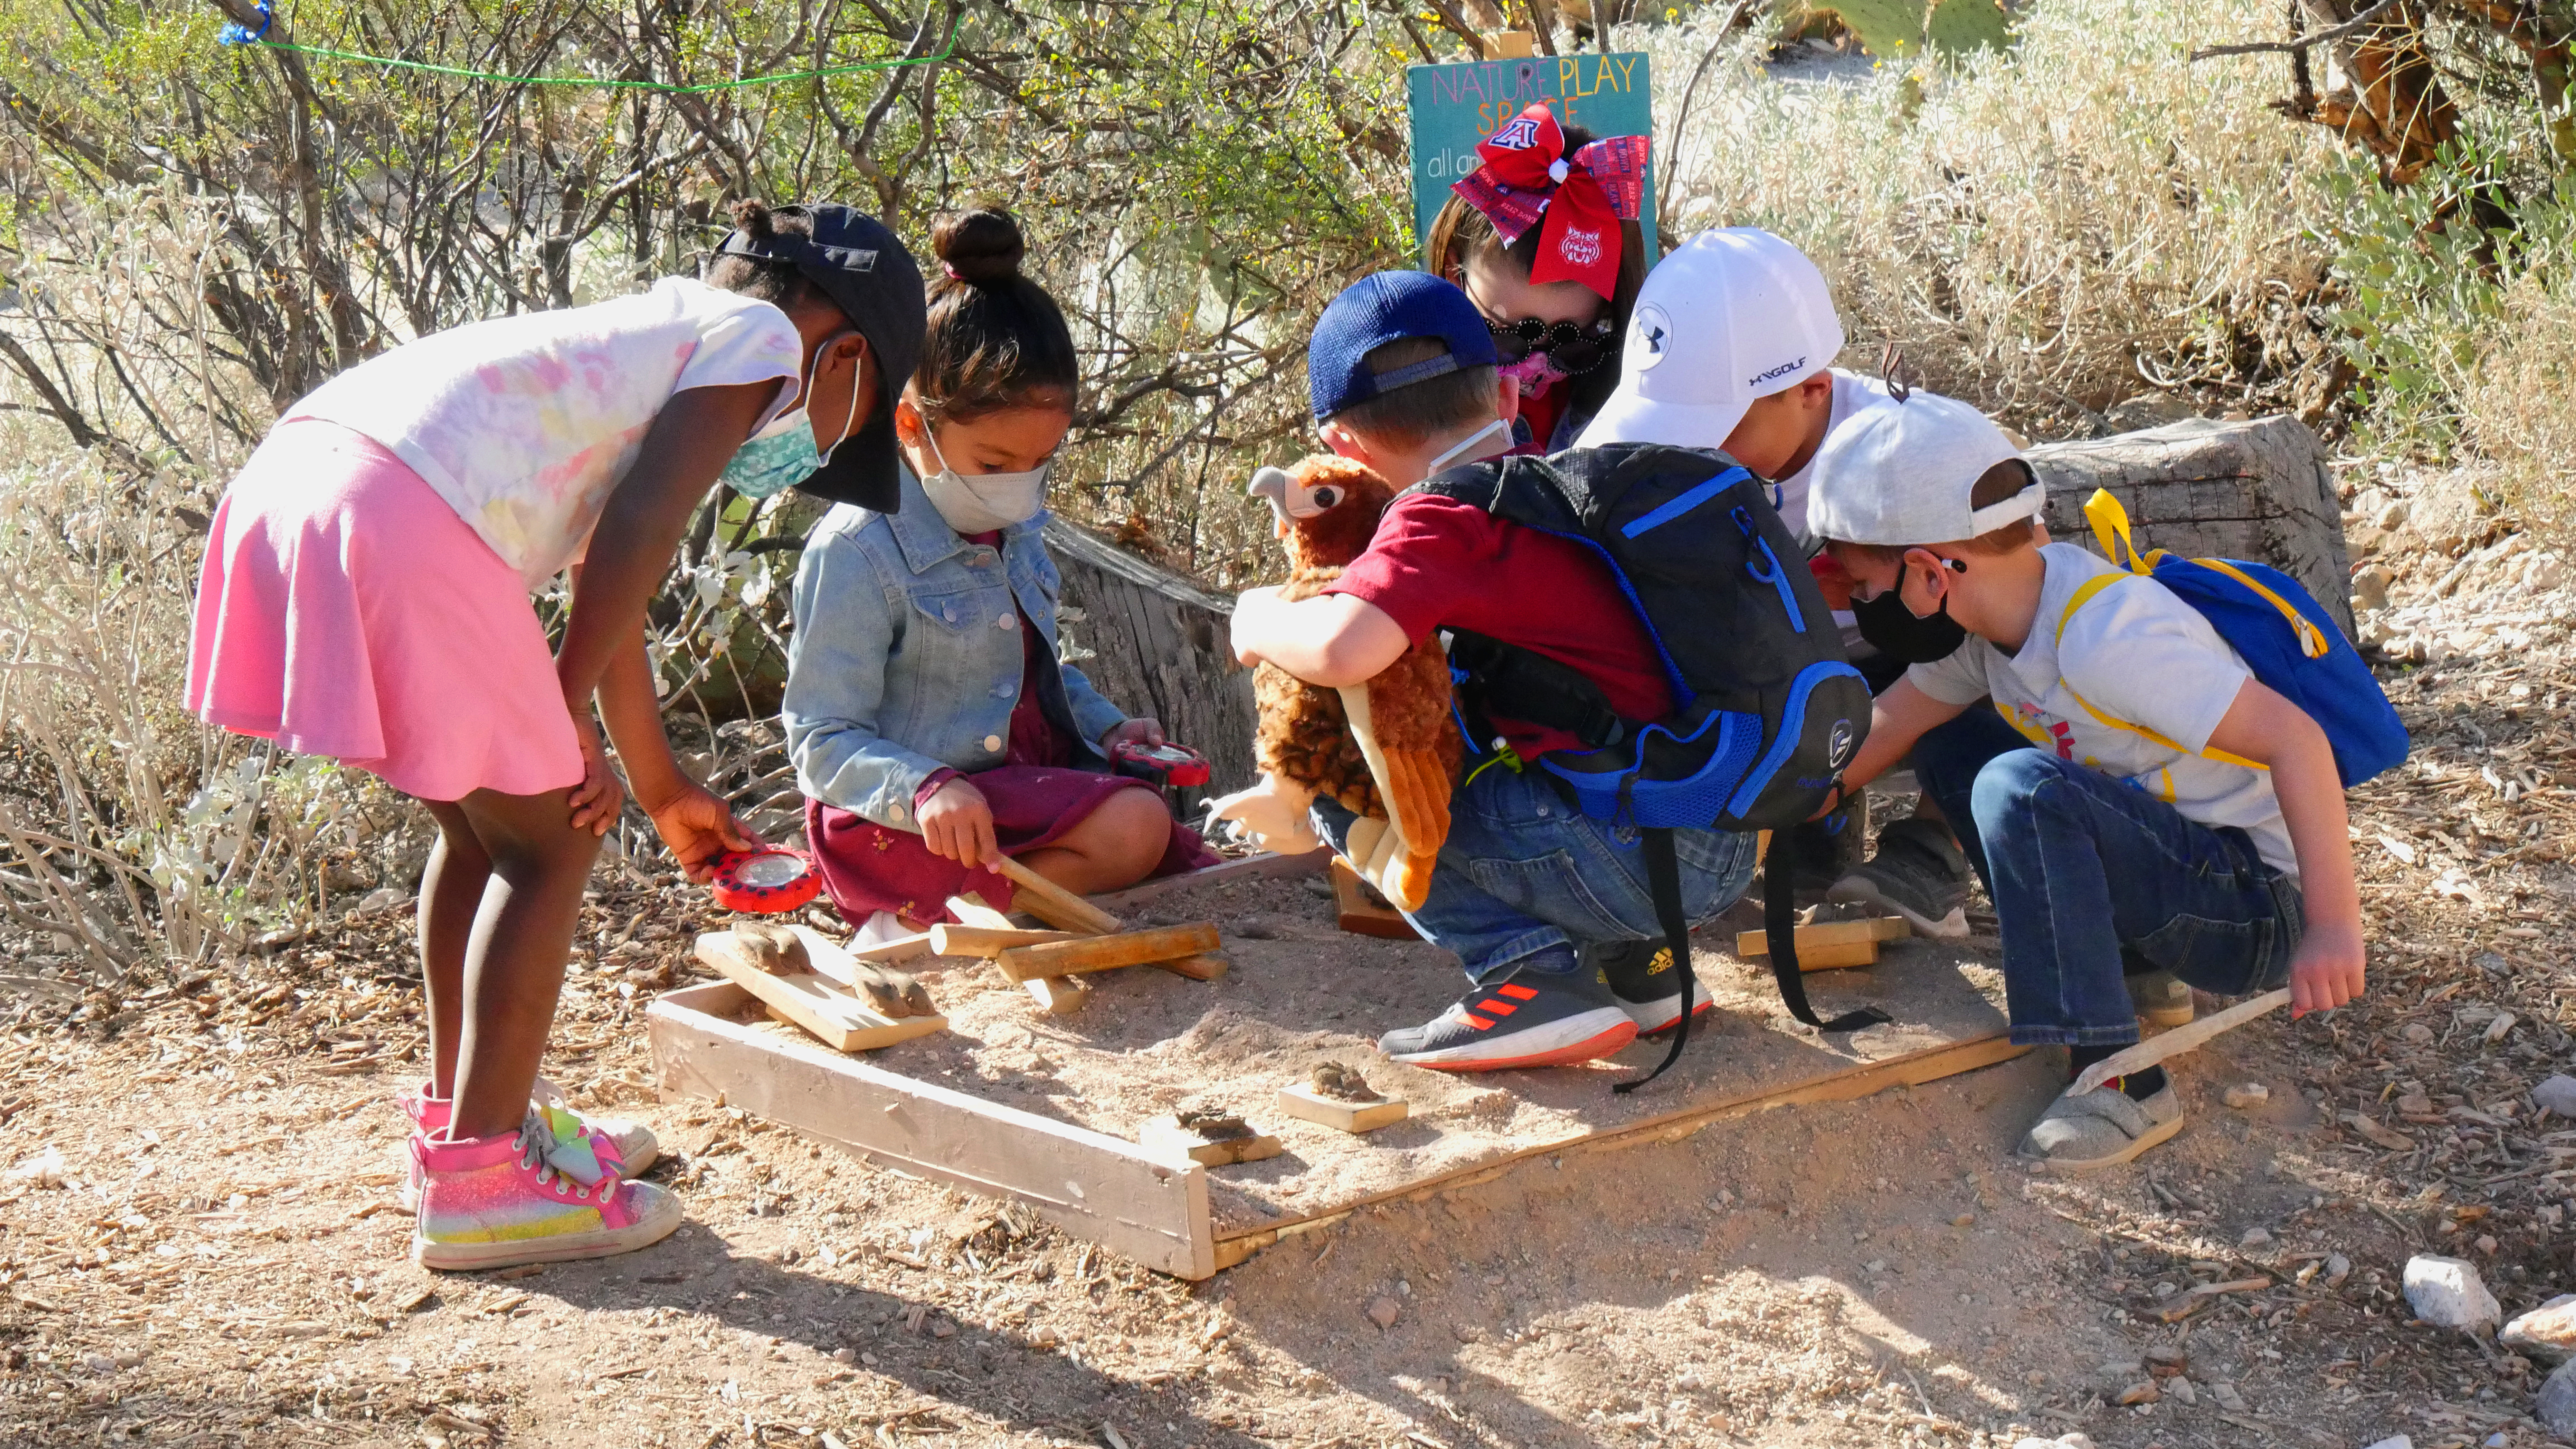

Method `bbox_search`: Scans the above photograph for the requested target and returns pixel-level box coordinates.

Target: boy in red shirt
[1230,272,1759,1071]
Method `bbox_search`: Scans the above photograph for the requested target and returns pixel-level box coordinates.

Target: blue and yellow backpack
[2059,489,2409,788]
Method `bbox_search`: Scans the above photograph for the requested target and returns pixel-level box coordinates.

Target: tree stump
[1044,517,1256,794]
[2027,415,2354,637]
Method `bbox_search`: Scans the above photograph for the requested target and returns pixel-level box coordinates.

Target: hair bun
[932,207,1027,285]
[730,198,779,242]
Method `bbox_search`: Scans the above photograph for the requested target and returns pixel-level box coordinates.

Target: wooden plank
[1210,1031,2031,1262]
[847,931,935,964]
[1734,917,1908,962]
[1330,857,1419,940]
[929,924,1078,958]
[992,924,1224,982]
[647,981,1213,1277]
[988,854,1126,935]
[695,934,946,1052]
[1087,849,1331,912]
[1276,1084,1409,1133]
[1160,952,1230,983]
[1023,976,1092,1015]
[1139,1116,1285,1166]
[945,894,1018,931]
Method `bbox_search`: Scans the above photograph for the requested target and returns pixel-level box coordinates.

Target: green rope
[230,34,953,94]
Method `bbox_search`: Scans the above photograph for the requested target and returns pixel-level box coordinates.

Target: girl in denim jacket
[783,209,1216,931]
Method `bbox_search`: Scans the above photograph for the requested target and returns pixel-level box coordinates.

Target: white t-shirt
[1906,543,2296,877]
[1770,368,1902,539]
[287,278,803,586]
[1771,368,1903,648]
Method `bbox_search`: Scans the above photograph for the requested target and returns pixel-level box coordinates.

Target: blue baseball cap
[1308,271,1499,422]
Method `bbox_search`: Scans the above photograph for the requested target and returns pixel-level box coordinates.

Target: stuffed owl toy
[1206,456,1460,911]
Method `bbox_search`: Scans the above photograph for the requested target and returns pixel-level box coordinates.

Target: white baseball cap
[1805,392,2044,546]
[1574,228,1845,452]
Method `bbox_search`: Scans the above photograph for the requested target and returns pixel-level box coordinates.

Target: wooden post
[992,924,1224,982]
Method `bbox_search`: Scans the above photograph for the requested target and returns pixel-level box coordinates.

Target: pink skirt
[186,419,584,802]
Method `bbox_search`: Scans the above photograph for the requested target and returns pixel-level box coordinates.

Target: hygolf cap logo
[1631,304,1673,370]
[1826,719,1857,770]
[1557,227,1603,268]
[1748,355,1808,388]
[1488,116,1543,150]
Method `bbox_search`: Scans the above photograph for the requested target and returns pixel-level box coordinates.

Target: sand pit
[651,854,2023,1273]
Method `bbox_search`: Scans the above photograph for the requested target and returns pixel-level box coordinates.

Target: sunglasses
[1486,316,1618,375]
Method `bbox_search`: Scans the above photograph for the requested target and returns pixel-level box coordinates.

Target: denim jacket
[783,467,1127,828]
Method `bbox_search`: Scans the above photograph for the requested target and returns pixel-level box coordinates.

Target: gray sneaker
[1827,817,1971,938]
[2019,1082,2184,1173]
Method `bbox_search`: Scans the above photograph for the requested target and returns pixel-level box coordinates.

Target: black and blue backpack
[1411,442,1885,1090]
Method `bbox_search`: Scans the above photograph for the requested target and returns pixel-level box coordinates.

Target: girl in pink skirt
[187,201,926,1270]
[783,209,1215,934]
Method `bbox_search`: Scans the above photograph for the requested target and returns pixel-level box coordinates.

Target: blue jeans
[1916,719,2302,1046]
[1313,765,1760,987]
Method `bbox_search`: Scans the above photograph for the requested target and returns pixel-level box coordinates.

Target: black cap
[714,202,926,512]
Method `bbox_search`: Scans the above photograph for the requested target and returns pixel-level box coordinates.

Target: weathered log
[2027,415,2354,637]
[1043,517,1256,793]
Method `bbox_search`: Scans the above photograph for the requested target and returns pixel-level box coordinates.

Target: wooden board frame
[649,981,1213,1277]
[649,976,2026,1280]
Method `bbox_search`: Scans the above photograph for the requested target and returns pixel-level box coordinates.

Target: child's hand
[1229,586,1284,667]
[1100,718,1167,751]
[920,778,998,869]
[2287,918,2366,1019]
[566,713,624,836]
[642,783,760,884]
[1808,551,1856,611]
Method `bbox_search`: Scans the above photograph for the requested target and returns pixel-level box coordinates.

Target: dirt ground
[0,476,2570,1448]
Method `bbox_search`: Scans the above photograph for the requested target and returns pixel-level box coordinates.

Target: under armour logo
[1489,116,1542,150]
[1645,324,1667,353]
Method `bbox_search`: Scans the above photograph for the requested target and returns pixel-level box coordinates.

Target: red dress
[803,599,1216,928]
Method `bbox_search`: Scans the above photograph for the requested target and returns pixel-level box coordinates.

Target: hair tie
[941,262,965,282]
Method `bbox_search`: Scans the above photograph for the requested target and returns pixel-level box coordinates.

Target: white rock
[2502,1295,2576,1363]
[2533,1075,2576,1119]
[2165,1376,2197,1405]
[2210,1382,2247,1412]
[5,1146,64,1187]
[2223,1082,2270,1110]
[2403,1254,2502,1329]
[2539,1358,2576,1438]
[2361,1437,2413,1449]
[2242,1227,2274,1248]
[2326,1252,2353,1287]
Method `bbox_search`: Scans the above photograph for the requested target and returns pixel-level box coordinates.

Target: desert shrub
[1639,0,2352,434]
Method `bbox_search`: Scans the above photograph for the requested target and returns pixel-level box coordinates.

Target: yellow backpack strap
[2193,556,2333,660]
[2053,569,2269,771]
[2082,489,2154,576]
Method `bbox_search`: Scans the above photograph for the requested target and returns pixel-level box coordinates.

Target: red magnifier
[709,847,822,915]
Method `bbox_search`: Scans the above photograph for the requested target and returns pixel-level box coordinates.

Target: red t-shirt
[1322,491,1674,757]
[1509,378,1569,457]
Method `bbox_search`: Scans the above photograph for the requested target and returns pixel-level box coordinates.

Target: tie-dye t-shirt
[286,278,803,586]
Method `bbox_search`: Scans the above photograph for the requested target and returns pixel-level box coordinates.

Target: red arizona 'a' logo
[1488,116,1542,150]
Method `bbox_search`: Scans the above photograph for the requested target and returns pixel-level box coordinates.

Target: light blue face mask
[719,335,864,500]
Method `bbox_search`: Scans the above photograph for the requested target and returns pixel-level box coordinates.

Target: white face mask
[1422,416,1513,477]
[918,427,1053,534]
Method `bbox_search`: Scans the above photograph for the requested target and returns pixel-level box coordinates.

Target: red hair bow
[1449,102,1650,302]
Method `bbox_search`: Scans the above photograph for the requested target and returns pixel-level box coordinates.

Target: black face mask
[1854,584,1968,664]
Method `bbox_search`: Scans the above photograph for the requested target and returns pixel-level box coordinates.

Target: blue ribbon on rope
[219,2,274,46]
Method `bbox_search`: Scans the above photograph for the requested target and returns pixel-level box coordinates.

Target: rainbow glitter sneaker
[411,1107,683,1271]
[397,1081,656,1211]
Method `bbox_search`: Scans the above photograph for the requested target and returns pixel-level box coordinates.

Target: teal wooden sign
[1406,53,1657,268]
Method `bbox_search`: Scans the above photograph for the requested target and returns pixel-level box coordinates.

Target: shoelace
[515,1105,617,1199]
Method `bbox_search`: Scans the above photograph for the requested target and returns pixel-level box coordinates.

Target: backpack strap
[2053,572,2269,772]
[2082,488,2161,576]
[2191,557,2334,660]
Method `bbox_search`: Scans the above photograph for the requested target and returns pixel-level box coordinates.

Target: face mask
[920,429,1052,534]
[1853,579,1968,664]
[1499,351,1574,391]
[1422,416,1513,477]
[719,335,864,500]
